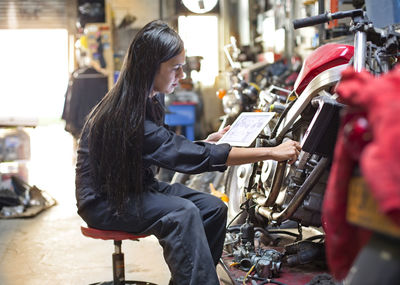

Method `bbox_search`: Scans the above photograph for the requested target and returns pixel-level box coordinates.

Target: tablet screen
[217,112,275,147]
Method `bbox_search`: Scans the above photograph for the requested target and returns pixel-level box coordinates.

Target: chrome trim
[276,64,348,139]
[354,31,367,72]
[256,157,329,224]
[264,160,287,207]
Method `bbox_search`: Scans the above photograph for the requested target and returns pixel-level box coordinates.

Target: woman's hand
[270,140,301,164]
[226,139,301,166]
[204,125,230,143]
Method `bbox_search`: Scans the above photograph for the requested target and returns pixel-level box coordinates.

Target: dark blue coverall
[75,96,232,285]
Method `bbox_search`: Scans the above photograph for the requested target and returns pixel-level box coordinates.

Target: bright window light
[178,15,219,86]
[0,29,69,120]
[262,16,275,50]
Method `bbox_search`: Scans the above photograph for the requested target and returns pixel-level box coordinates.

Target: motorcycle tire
[225,165,247,225]
[170,172,191,185]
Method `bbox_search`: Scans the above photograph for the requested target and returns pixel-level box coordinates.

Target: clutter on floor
[0,175,56,218]
[0,127,56,218]
[221,221,333,285]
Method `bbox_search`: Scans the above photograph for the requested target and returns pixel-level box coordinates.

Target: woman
[75,20,301,285]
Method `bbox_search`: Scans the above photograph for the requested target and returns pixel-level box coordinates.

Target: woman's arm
[226,140,301,166]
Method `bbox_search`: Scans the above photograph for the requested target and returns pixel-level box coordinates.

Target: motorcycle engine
[252,95,343,227]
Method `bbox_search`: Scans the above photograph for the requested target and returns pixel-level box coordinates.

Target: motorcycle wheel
[225,165,250,225]
[170,172,191,185]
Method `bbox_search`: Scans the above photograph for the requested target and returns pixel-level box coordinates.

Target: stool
[81,224,157,285]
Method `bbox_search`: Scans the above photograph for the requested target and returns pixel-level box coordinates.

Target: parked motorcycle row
[174,8,400,284]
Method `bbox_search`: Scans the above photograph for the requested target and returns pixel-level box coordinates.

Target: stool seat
[80,223,157,285]
[81,225,148,241]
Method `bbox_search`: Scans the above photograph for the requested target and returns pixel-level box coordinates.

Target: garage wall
[0,0,176,31]
[0,0,75,30]
[110,0,160,29]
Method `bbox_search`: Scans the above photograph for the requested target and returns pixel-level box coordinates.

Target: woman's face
[152,49,185,95]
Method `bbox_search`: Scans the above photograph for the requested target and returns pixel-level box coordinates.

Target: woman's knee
[183,199,202,215]
[207,194,228,216]
[215,200,228,221]
[170,199,202,223]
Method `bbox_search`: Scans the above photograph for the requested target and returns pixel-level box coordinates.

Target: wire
[242,264,255,285]
[270,99,296,138]
[226,209,245,229]
[304,234,325,242]
[226,200,256,229]
[267,229,300,238]
[245,275,288,285]
[259,279,288,285]
[218,258,239,285]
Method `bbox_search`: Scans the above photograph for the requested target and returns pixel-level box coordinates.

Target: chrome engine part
[243,92,343,227]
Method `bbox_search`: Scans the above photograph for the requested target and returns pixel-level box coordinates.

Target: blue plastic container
[165,103,196,140]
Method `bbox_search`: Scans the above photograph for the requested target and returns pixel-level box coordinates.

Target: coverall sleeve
[142,120,232,174]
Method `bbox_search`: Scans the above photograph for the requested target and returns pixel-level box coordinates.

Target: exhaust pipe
[256,157,329,224]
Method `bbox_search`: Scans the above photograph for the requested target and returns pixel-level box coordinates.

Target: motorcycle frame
[254,65,347,224]
[251,12,372,225]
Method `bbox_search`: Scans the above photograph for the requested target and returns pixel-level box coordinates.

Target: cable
[259,279,288,285]
[304,234,325,242]
[270,99,296,138]
[226,201,257,229]
[242,264,255,285]
[218,258,239,285]
[266,229,300,238]
[226,209,245,229]
[245,275,288,285]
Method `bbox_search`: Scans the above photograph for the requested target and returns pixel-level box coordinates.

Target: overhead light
[182,0,218,14]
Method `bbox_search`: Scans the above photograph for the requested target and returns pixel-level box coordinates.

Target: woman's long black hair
[84,20,184,214]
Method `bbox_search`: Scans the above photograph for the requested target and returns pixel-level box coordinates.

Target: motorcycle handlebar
[293,13,331,29]
[293,9,364,29]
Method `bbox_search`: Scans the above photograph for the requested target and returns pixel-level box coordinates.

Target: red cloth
[322,66,400,280]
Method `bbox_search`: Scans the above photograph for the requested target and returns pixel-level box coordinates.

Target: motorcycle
[223,8,400,280]
[226,41,355,228]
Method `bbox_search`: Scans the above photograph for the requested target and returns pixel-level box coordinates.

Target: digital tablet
[217,112,275,147]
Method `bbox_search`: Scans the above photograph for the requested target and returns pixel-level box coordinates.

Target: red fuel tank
[294,43,354,94]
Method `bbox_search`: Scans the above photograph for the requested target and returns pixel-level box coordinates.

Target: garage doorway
[178,15,219,86]
[0,29,69,120]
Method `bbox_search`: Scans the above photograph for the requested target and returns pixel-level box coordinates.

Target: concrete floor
[0,123,234,285]
[0,124,172,285]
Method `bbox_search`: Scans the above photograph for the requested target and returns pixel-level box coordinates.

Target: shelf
[0,116,38,128]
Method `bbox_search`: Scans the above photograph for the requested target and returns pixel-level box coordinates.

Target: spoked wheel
[170,172,191,185]
[225,164,253,225]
